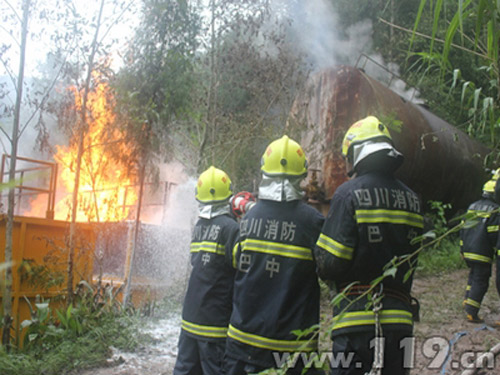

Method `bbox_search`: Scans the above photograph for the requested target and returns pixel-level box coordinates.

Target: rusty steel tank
[289,65,490,215]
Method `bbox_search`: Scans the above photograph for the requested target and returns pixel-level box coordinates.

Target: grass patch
[0,288,185,375]
[0,313,143,375]
[416,236,466,277]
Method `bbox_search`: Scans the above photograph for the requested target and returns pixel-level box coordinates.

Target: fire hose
[230,191,256,219]
[365,286,384,375]
[438,324,498,375]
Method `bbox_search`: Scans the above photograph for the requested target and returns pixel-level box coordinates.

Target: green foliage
[113,0,200,171]
[196,0,309,185]
[0,282,143,375]
[55,304,83,336]
[290,324,320,340]
[414,200,465,275]
[379,113,404,134]
[0,313,141,375]
[409,0,500,152]
[18,259,65,293]
[20,300,60,351]
[115,0,310,185]
[416,236,465,276]
[427,200,452,236]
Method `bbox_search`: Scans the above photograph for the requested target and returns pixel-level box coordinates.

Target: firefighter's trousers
[464,262,492,317]
[330,330,411,375]
[173,330,225,375]
[223,354,325,375]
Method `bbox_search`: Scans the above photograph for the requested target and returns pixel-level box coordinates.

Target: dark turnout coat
[181,213,239,341]
[460,197,500,265]
[314,170,423,337]
[226,199,324,368]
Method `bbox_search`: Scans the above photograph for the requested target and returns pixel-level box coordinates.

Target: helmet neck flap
[349,140,403,176]
[199,201,231,219]
[258,174,304,202]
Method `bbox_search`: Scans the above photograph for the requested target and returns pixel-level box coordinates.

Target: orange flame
[25,81,138,222]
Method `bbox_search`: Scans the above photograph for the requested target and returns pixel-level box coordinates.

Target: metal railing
[0,154,58,219]
[355,53,420,102]
[1,154,177,222]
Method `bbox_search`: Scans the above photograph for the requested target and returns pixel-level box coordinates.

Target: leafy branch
[257,206,484,374]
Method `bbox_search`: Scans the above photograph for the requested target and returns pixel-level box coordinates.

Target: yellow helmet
[195,166,232,203]
[342,116,393,158]
[261,135,308,177]
[492,168,500,180]
[483,168,500,194]
[483,179,496,194]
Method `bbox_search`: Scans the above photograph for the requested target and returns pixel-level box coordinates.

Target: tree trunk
[197,0,218,172]
[2,0,31,349]
[389,0,394,61]
[67,0,105,303]
[122,164,145,307]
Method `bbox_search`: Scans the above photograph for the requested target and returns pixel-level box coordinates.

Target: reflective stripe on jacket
[181,214,239,341]
[314,171,422,336]
[460,198,500,265]
[227,199,324,366]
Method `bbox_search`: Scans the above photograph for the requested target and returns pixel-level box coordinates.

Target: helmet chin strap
[347,165,356,178]
[345,158,356,178]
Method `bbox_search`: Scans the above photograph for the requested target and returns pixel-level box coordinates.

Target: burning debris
[0,79,196,317]
[23,82,138,222]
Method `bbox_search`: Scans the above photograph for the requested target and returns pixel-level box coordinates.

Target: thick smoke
[270,0,420,102]
[269,0,373,69]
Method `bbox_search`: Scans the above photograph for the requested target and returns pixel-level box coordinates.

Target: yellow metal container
[0,215,95,342]
[0,215,188,346]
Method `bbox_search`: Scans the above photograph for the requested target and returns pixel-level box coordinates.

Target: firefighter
[461,170,500,323]
[223,135,325,375]
[173,166,240,375]
[314,116,423,375]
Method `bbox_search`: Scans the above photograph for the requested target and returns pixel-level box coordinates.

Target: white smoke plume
[269,0,420,102]
[269,0,373,70]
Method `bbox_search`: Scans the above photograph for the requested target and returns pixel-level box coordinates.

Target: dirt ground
[411,269,500,375]
[79,269,500,375]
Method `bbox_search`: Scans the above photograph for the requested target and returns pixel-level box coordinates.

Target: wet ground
[78,311,180,375]
[80,269,500,375]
